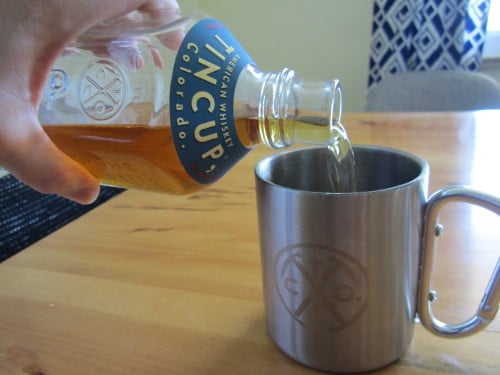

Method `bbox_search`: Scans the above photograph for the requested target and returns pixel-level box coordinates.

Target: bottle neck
[234,65,344,149]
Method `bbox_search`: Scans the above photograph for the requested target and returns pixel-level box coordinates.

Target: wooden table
[1,112,499,374]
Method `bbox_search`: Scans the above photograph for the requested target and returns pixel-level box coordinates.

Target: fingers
[138,0,183,50]
[138,0,180,13]
[76,0,182,69]
[1,111,100,204]
[0,0,183,204]
[5,139,101,205]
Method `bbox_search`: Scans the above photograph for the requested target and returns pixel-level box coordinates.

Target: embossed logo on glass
[45,69,69,111]
[78,59,127,121]
[275,244,368,332]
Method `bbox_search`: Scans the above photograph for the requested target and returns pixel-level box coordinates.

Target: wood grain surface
[1,111,499,374]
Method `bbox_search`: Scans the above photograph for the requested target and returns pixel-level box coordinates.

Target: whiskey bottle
[40,9,347,194]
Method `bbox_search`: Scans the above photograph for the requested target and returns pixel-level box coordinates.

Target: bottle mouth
[256,68,348,150]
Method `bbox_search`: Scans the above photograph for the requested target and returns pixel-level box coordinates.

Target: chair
[365,70,500,112]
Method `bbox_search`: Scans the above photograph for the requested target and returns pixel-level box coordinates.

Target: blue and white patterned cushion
[369,0,490,89]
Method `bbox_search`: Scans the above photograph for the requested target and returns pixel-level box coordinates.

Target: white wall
[179,0,373,112]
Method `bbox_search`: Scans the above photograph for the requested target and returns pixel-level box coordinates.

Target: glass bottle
[39,9,348,194]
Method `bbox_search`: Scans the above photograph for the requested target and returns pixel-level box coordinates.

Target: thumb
[1,110,100,204]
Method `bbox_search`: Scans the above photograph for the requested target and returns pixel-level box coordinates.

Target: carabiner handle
[418,186,500,338]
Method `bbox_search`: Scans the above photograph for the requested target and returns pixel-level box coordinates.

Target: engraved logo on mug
[79,59,127,121]
[274,244,368,332]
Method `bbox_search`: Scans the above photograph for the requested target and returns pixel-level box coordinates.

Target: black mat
[0,174,124,262]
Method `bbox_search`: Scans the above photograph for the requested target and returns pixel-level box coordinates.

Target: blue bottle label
[170,19,255,185]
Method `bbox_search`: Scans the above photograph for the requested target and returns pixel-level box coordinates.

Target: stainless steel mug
[255,145,499,373]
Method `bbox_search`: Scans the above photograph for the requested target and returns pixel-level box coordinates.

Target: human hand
[0,0,179,204]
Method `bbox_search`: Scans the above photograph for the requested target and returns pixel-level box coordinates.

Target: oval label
[169,18,255,184]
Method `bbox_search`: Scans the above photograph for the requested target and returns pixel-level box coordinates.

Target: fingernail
[132,51,144,69]
[74,185,101,205]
